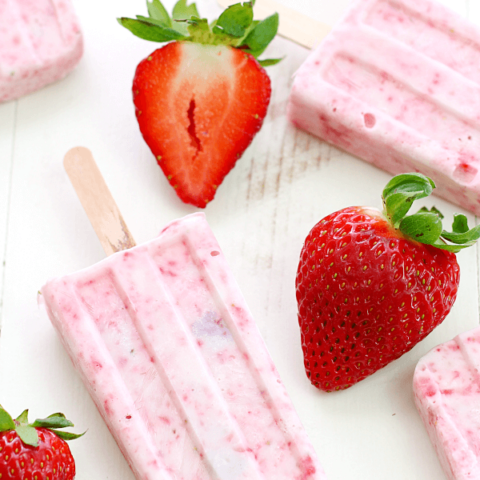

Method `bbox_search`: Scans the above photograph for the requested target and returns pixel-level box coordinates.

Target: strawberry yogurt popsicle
[40,213,325,480]
[0,0,83,103]
[288,0,480,216]
[413,327,480,480]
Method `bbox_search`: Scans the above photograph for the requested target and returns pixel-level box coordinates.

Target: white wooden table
[1,0,479,479]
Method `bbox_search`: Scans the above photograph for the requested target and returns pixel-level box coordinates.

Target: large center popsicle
[40,148,326,480]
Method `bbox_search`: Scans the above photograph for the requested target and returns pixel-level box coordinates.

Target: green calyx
[118,0,282,67]
[0,405,85,447]
[382,173,480,253]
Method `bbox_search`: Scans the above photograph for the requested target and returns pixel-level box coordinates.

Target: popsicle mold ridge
[0,0,83,103]
[288,0,480,216]
[40,213,326,480]
[413,327,480,480]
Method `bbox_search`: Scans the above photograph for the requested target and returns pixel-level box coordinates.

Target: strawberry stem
[382,173,480,253]
[0,406,85,447]
[118,0,281,66]
[0,406,15,431]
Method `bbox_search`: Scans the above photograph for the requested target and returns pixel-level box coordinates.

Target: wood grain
[64,147,136,256]
[217,0,331,49]
[0,101,16,331]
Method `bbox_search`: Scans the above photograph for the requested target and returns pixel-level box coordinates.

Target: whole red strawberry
[119,1,281,208]
[0,406,84,479]
[296,173,480,392]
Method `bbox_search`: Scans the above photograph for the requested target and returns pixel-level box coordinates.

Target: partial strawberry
[118,1,280,208]
[296,173,480,392]
[0,406,84,479]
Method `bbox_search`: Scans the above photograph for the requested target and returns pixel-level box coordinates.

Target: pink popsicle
[288,0,480,216]
[40,213,325,480]
[0,0,83,103]
[414,326,480,480]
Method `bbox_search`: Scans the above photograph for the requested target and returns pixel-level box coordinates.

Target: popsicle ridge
[41,213,325,480]
[364,0,480,84]
[182,230,311,476]
[44,278,173,480]
[111,250,266,480]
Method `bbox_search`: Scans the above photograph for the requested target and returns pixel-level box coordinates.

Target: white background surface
[1,0,480,479]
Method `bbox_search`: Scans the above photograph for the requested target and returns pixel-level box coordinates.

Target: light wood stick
[217,0,331,49]
[63,147,136,256]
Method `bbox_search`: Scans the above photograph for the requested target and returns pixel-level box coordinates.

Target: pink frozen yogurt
[288,0,480,216]
[414,326,480,480]
[40,213,326,480]
[0,0,83,103]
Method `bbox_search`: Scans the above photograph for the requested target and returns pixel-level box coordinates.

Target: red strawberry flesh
[133,42,271,207]
[0,428,76,480]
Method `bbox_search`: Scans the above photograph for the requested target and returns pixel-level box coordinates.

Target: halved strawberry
[119,1,280,207]
[133,42,271,207]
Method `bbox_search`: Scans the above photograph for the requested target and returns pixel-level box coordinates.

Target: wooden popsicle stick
[63,147,136,256]
[217,0,331,49]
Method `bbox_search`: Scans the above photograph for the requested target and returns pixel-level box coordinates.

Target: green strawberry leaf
[237,19,259,43]
[240,12,279,57]
[172,0,199,20]
[242,19,259,35]
[216,3,254,37]
[16,409,29,424]
[117,17,187,42]
[120,0,279,52]
[382,173,436,227]
[48,412,67,419]
[52,430,86,441]
[32,414,74,429]
[171,19,189,36]
[16,425,39,448]
[187,17,211,42]
[171,0,199,35]
[135,15,171,28]
[383,173,435,200]
[388,180,480,249]
[399,212,443,245]
[384,192,422,227]
[416,205,444,219]
[258,57,283,66]
[441,219,480,244]
[0,407,84,445]
[187,16,241,45]
[0,406,15,432]
[433,240,476,253]
[146,0,171,26]
[211,30,243,46]
[451,213,469,234]
[441,230,480,245]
